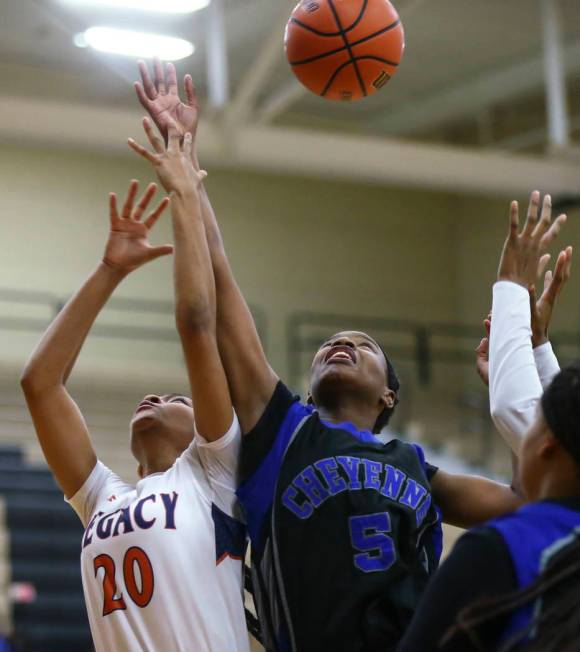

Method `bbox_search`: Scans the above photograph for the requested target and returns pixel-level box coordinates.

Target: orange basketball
[285,0,405,101]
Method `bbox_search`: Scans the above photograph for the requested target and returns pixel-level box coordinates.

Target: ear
[381,388,396,410]
[137,463,145,479]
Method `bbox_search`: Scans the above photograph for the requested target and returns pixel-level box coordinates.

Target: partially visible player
[131,61,572,652]
[21,173,249,651]
[397,193,577,652]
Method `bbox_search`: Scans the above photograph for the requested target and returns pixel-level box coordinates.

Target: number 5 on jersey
[349,512,396,573]
[94,547,154,616]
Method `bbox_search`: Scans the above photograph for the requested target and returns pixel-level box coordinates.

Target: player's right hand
[135,59,199,145]
[102,180,173,274]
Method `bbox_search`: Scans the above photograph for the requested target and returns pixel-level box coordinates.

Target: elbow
[175,301,214,335]
[20,365,43,398]
[20,362,58,398]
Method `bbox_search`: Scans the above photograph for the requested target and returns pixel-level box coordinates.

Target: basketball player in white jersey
[21,142,250,649]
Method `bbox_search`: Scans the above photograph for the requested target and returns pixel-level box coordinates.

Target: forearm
[193,152,278,432]
[533,341,560,389]
[171,188,216,330]
[489,282,544,453]
[22,262,124,392]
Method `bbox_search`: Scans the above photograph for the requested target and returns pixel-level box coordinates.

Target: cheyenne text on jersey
[282,456,432,525]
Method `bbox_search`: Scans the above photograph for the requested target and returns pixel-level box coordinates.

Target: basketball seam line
[291,0,369,38]
[321,56,396,96]
[289,20,401,67]
[326,0,367,98]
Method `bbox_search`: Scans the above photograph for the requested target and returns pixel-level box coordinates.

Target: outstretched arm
[135,60,278,433]
[129,120,236,441]
[21,183,171,497]
[489,192,568,453]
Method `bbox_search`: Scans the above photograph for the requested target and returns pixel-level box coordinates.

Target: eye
[359,342,374,350]
[170,397,189,405]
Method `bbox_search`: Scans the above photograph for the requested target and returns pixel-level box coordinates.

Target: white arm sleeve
[194,411,242,517]
[489,281,544,454]
[533,341,561,389]
[66,461,134,527]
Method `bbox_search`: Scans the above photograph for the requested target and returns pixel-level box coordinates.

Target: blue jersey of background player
[135,59,526,652]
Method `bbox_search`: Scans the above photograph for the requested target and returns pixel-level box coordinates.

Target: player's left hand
[529,246,573,348]
[135,59,199,145]
[128,118,207,196]
[497,191,567,289]
[475,313,491,387]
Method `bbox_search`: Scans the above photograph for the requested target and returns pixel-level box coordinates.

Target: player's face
[309,331,393,408]
[130,393,195,455]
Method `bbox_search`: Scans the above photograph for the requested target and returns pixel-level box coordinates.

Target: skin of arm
[20,182,171,498]
[134,60,278,434]
[129,121,237,441]
[431,470,522,529]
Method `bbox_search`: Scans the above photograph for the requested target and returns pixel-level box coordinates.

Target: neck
[316,398,379,433]
[140,445,182,477]
[535,472,580,502]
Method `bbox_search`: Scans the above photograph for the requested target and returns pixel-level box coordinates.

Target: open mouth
[324,345,356,365]
[134,401,156,416]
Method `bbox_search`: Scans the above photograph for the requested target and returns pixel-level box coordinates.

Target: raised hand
[529,246,573,347]
[128,119,206,195]
[102,180,173,274]
[134,59,199,143]
[498,191,567,288]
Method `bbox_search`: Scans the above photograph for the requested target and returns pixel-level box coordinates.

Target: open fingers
[143,118,165,154]
[138,60,157,100]
[109,193,119,224]
[522,190,541,237]
[122,180,139,219]
[532,194,552,241]
[128,138,157,164]
[144,196,171,230]
[184,74,197,107]
[537,253,551,280]
[134,82,153,112]
[166,62,178,95]
[509,201,519,238]
[154,57,166,95]
[133,183,157,221]
[539,213,567,250]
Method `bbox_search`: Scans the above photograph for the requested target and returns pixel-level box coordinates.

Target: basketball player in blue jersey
[132,60,571,652]
[398,192,577,651]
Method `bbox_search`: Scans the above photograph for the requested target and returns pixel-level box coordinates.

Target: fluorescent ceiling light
[75,27,194,60]
[61,0,210,13]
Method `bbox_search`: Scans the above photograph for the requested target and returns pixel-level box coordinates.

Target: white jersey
[68,414,250,652]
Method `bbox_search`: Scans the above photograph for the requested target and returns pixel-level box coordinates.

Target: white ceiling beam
[1,96,578,198]
[374,39,580,136]
[225,2,294,126]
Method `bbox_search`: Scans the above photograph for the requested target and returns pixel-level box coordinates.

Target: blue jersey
[237,382,442,652]
[489,500,580,644]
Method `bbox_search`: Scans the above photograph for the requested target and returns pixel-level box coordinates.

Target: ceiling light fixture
[75,27,195,60]
[61,0,210,13]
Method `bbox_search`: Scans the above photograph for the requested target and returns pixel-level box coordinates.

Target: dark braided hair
[441,361,580,651]
[442,534,580,652]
